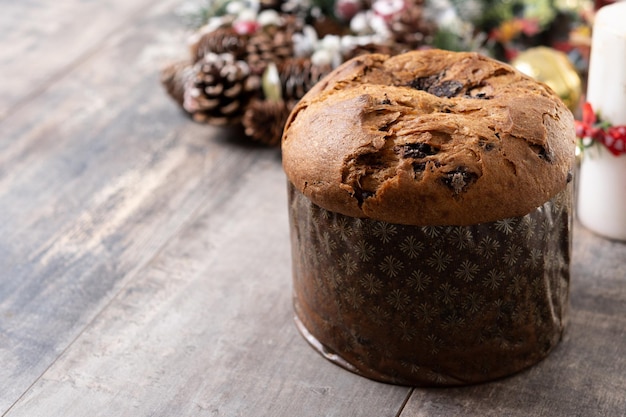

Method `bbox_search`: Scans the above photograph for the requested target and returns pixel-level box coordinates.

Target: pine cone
[342,42,400,61]
[190,26,249,63]
[312,16,349,37]
[246,17,302,74]
[259,0,284,11]
[184,53,261,125]
[389,0,436,51]
[277,57,332,101]
[242,98,294,146]
[160,60,194,106]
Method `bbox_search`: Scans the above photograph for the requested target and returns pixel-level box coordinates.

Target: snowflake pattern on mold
[399,235,425,258]
[454,260,480,282]
[407,270,431,292]
[288,183,572,386]
[360,273,383,295]
[354,239,376,262]
[371,222,398,243]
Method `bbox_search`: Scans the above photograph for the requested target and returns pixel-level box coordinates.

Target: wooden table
[1,1,625,416]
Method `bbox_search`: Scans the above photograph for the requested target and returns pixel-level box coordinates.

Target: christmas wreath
[161,0,594,146]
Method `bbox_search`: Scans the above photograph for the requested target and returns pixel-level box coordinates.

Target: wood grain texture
[4,156,410,417]
[0,0,203,412]
[0,0,184,120]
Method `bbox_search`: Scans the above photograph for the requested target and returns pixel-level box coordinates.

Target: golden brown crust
[282,49,576,225]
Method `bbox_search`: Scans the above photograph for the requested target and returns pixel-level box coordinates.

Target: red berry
[233,20,259,35]
[608,125,626,140]
[335,0,361,21]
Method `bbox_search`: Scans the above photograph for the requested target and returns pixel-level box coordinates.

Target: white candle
[577,1,626,241]
[587,2,626,126]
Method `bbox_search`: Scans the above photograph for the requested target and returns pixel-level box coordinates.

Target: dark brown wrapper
[288,182,572,386]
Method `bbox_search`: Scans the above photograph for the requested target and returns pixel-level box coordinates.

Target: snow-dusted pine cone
[242,98,294,146]
[160,60,194,106]
[183,53,261,125]
[342,42,400,61]
[389,0,435,51]
[245,17,302,74]
[259,0,284,11]
[190,26,249,63]
[277,57,332,101]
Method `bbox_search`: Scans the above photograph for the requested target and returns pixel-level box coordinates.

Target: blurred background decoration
[161,0,612,146]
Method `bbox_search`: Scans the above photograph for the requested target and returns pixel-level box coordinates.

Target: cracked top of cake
[281,49,576,226]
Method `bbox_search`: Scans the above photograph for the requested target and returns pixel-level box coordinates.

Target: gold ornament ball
[512,46,582,113]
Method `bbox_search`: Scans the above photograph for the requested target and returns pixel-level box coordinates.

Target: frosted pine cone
[242,98,294,146]
[259,0,284,11]
[278,57,332,101]
[160,60,194,106]
[342,42,400,60]
[184,53,261,125]
[388,0,435,51]
[246,17,301,74]
[190,26,249,63]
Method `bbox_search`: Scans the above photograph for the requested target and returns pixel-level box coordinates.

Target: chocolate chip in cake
[465,82,494,100]
[441,167,479,194]
[408,73,441,91]
[430,80,464,98]
[354,188,375,207]
[408,73,464,98]
[378,122,392,132]
[467,91,489,99]
[530,144,554,163]
[395,143,439,159]
[412,160,441,175]
[478,137,496,151]
[412,162,427,173]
